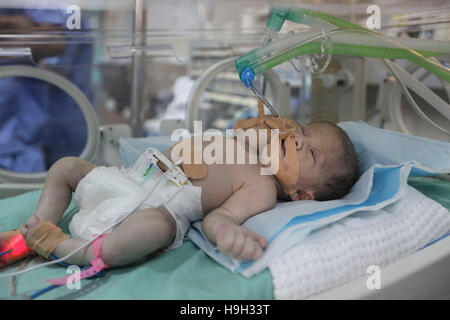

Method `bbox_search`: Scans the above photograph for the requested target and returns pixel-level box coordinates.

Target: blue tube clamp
[240,67,255,87]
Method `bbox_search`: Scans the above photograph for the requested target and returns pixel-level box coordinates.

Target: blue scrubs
[0,8,93,172]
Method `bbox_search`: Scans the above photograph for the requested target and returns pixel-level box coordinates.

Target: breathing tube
[236,8,449,81]
[235,7,450,135]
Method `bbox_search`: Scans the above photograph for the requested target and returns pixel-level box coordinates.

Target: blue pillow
[337,121,450,174]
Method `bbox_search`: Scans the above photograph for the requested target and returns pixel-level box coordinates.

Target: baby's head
[279,121,359,201]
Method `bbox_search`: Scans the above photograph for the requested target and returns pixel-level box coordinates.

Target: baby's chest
[194,163,262,213]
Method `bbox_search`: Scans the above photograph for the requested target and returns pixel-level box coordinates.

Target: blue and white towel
[270,184,450,299]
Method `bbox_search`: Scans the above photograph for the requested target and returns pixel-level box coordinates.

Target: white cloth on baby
[69,148,203,249]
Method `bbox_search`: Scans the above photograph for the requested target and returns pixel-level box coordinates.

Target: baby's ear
[290,190,315,201]
[290,191,300,201]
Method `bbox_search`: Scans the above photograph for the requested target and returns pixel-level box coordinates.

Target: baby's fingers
[217,230,239,256]
[237,236,263,261]
[240,228,268,249]
[217,232,262,261]
[226,232,245,258]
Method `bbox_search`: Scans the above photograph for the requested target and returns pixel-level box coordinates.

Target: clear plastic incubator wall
[0,0,448,195]
[0,0,449,301]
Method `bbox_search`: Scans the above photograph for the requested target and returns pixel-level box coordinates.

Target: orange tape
[234,99,302,195]
[171,137,207,180]
[175,99,301,192]
[25,221,69,259]
[274,135,300,195]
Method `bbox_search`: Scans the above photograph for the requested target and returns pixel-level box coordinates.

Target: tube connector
[240,67,255,87]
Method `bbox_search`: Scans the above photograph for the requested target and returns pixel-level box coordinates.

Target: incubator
[0,0,449,300]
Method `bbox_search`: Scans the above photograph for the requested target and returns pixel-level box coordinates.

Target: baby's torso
[163,135,276,215]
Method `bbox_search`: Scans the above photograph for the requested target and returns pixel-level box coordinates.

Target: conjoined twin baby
[0,105,359,273]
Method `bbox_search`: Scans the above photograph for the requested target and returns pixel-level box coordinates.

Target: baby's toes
[28,214,41,230]
[20,223,29,239]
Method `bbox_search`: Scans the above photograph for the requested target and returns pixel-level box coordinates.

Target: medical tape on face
[233,100,301,195]
[25,221,69,259]
[170,97,301,191]
[274,135,300,195]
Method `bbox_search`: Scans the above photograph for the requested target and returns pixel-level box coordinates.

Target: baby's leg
[20,157,97,238]
[52,206,176,267]
[0,157,96,267]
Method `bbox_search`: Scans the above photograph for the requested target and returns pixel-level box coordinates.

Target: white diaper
[69,148,203,249]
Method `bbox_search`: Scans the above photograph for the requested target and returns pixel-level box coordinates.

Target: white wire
[383,58,450,135]
[0,158,183,279]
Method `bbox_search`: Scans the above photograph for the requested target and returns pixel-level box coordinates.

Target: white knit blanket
[269,186,450,300]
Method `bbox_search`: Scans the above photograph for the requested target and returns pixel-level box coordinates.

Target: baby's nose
[293,128,308,150]
[293,132,303,150]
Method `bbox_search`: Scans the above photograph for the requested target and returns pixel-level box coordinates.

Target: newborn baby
[1,117,358,269]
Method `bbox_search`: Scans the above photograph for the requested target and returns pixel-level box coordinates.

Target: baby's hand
[216,223,268,261]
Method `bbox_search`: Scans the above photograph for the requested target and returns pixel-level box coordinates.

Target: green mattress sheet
[0,190,272,300]
[0,176,449,300]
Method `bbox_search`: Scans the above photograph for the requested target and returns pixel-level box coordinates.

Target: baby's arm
[202,180,277,261]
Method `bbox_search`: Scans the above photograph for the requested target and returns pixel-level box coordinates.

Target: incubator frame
[0,65,100,193]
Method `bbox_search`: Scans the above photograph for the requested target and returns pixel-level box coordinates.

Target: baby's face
[279,122,341,200]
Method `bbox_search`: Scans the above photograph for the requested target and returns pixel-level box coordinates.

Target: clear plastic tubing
[235,8,450,83]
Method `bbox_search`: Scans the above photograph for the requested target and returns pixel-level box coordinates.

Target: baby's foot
[0,229,34,267]
[20,214,41,240]
[0,233,5,252]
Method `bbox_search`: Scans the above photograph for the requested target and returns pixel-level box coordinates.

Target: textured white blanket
[269,186,450,300]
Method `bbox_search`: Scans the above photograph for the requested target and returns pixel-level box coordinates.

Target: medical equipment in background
[376,60,450,141]
[0,2,449,301]
[186,57,291,132]
[0,65,99,198]
[376,10,450,141]
[0,0,273,198]
[0,64,133,198]
[233,8,449,138]
[184,41,367,131]
[0,4,448,198]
